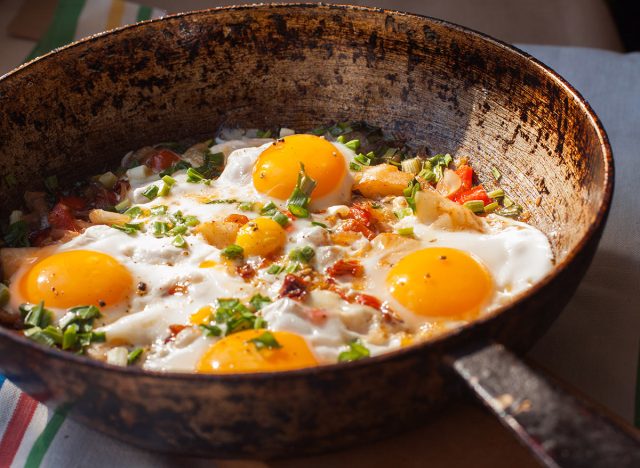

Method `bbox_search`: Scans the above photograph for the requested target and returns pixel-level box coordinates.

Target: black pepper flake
[98,300,106,307]
[137,282,147,292]
[439,255,447,260]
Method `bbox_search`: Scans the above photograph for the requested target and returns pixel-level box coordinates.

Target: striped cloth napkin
[25,0,165,62]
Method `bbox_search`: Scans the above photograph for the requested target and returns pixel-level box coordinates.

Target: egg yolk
[197,329,318,373]
[20,250,132,308]
[235,217,287,257]
[252,134,346,200]
[386,247,492,320]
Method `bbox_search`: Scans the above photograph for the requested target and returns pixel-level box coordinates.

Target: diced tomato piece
[144,149,181,172]
[353,293,382,310]
[349,202,373,228]
[236,263,256,280]
[279,274,307,300]
[455,164,473,191]
[58,196,86,211]
[93,185,119,209]
[452,185,492,205]
[340,219,375,240]
[224,214,249,225]
[48,202,79,231]
[326,259,364,278]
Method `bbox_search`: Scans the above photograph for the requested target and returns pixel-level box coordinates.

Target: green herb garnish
[0,283,9,307]
[172,234,187,248]
[403,178,421,213]
[491,166,502,181]
[221,244,243,259]
[248,331,282,350]
[3,220,29,247]
[463,200,485,214]
[142,185,159,200]
[289,246,315,263]
[272,211,289,227]
[199,324,222,337]
[267,264,284,275]
[338,339,370,362]
[127,347,144,365]
[287,163,316,218]
[186,167,205,183]
[249,294,272,311]
[111,223,142,235]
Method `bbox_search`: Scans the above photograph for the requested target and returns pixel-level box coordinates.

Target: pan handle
[448,341,640,467]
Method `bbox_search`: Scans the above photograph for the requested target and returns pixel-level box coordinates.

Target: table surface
[0,1,638,466]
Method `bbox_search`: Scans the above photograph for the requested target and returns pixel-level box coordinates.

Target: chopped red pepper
[455,164,473,191]
[236,263,256,280]
[224,214,249,225]
[349,202,373,228]
[353,293,382,310]
[144,149,181,172]
[278,274,307,300]
[339,219,375,240]
[48,202,79,231]
[452,184,492,205]
[58,196,86,211]
[326,259,364,278]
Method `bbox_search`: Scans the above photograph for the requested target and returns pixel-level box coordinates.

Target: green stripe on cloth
[23,407,68,468]
[136,5,153,22]
[25,0,87,62]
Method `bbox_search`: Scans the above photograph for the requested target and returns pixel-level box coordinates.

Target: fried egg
[3,129,554,373]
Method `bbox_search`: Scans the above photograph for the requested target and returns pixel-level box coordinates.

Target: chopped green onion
[503,195,515,207]
[221,244,243,259]
[142,185,159,200]
[207,198,237,205]
[284,263,300,273]
[267,264,284,275]
[199,324,222,337]
[0,283,9,307]
[182,215,199,227]
[162,175,177,186]
[345,139,360,151]
[238,202,254,212]
[426,154,452,182]
[288,205,309,218]
[488,188,505,200]
[311,221,328,229]
[400,158,422,175]
[249,294,272,311]
[496,205,523,218]
[116,199,132,213]
[159,160,192,177]
[289,246,315,263]
[3,221,29,247]
[62,323,78,350]
[354,153,372,166]
[169,225,188,235]
[248,331,282,350]
[24,327,57,347]
[260,201,277,216]
[152,221,169,237]
[172,234,187,248]
[287,163,316,217]
[20,302,52,329]
[111,223,142,235]
[127,347,144,365]
[98,171,118,189]
[186,167,205,183]
[338,339,370,362]
[491,166,502,181]
[349,162,362,171]
[337,135,346,143]
[272,211,289,227]
[403,178,421,213]
[397,227,414,237]
[394,207,414,219]
[484,202,499,213]
[124,205,142,217]
[256,129,272,138]
[207,151,225,167]
[463,200,485,214]
[158,183,171,197]
[150,205,168,216]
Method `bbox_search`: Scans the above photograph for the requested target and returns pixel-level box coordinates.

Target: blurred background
[2,0,640,75]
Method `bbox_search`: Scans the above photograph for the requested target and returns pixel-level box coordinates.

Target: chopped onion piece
[106,347,128,367]
[435,169,462,197]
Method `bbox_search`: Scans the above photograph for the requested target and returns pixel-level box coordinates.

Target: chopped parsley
[338,339,370,362]
[248,331,282,350]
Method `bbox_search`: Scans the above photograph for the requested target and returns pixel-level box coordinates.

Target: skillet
[0,4,638,466]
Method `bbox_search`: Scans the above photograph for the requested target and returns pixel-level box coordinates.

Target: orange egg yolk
[386,247,493,320]
[252,134,346,200]
[197,329,318,373]
[20,250,132,308]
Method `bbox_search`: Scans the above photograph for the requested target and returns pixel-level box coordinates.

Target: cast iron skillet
[0,4,638,466]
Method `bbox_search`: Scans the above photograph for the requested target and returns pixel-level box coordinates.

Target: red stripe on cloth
[0,393,38,467]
